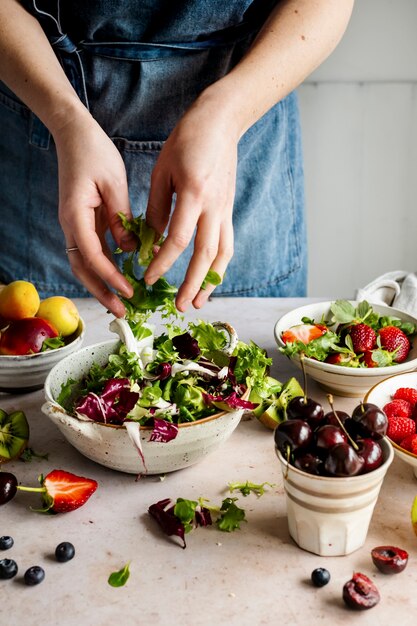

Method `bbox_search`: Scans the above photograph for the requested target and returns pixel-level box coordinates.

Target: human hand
[144,92,239,312]
[53,111,136,317]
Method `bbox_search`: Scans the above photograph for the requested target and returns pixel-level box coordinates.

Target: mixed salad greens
[58,215,272,440]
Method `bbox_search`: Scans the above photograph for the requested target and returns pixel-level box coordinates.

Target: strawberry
[281,323,327,345]
[399,433,417,455]
[41,470,98,513]
[378,326,411,363]
[361,351,378,368]
[325,352,357,366]
[386,416,416,443]
[348,323,376,353]
[393,387,417,407]
[383,399,413,419]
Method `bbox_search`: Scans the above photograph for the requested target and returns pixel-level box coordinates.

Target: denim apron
[0,0,307,298]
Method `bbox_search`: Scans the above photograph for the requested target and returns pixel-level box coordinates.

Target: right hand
[53,110,136,317]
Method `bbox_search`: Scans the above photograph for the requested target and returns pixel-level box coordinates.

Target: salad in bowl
[42,216,275,474]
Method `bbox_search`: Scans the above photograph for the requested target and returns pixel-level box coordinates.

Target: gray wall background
[298,0,417,297]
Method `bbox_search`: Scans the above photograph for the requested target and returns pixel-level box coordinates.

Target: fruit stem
[326,394,359,451]
[300,354,307,402]
[16,486,46,494]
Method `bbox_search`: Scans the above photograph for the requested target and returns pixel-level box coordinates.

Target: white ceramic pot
[43,340,245,475]
[276,438,394,556]
[274,301,417,397]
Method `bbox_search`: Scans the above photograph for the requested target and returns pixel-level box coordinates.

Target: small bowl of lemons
[0,281,85,393]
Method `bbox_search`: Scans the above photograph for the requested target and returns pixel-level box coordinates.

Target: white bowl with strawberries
[365,371,417,478]
[274,300,417,397]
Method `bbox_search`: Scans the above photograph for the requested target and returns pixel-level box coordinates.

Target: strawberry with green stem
[0,469,97,512]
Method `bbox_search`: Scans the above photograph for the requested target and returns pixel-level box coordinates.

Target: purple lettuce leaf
[75,378,139,425]
[172,332,200,359]
[149,418,179,442]
[195,506,212,527]
[148,498,186,548]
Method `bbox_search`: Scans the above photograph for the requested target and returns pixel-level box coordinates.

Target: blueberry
[0,536,14,551]
[311,567,331,587]
[24,566,45,586]
[0,558,18,580]
[55,542,75,563]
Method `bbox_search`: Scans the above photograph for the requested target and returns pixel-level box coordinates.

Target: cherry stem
[300,354,308,402]
[326,394,359,451]
[16,486,46,494]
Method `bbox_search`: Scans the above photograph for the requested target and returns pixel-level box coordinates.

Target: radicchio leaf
[75,378,139,424]
[148,498,186,548]
[149,418,179,442]
[195,506,212,527]
[172,332,200,359]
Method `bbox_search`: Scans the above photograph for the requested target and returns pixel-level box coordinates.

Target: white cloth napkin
[355,271,417,317]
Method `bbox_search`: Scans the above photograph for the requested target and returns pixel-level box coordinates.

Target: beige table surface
[1,297,417,626]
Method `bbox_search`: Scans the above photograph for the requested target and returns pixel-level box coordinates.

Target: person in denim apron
[0,1,354,316]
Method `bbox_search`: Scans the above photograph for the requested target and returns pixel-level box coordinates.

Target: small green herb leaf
[201,269,223,290]
[228,481,275,498]
[216,497,246,532]
[108,562,131,587]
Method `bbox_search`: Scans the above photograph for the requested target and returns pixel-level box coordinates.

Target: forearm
[0,0,88,135]
[200,0,354,138]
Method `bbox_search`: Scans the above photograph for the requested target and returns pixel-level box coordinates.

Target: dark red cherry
[315,424,347,451]
[323,410,350,427]
[343,572,380,610]
[0,472,17,505]
[356,438,383,473]
[351,402,387,438]
[286,396,324,428]
[324,442,365,476]
[274,419,312,457]
[371,546,408,574]
[293,452,323,475]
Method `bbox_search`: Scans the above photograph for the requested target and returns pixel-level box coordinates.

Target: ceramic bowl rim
[0,317,85,361]
[364,371,417,461]
[275,437,394,482]
[44,337,247,433]
[274,300,417,377]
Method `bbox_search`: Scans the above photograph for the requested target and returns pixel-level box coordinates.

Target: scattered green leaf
[108,562,131,588]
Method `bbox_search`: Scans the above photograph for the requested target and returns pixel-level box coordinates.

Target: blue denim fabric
[0,0,307,298]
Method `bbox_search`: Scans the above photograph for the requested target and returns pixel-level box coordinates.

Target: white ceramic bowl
[274,301,417,397]
[365,371,417,478]
[0,318,85,393]
[276,438,394,556]
[42,340,246,475]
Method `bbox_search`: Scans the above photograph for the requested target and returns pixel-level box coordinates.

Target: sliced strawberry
[393,387,417,407]
[348,323,376,353]
[42,470,98,513]
[281,323,327,345]
[378,326,411,363]
[361,351,378,368]
[383,399,413,419]
[399,433,417,455]
[386,416,416,444]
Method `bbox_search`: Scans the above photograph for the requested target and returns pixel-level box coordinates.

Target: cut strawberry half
[41,470,98,513]
[281,323,327,345]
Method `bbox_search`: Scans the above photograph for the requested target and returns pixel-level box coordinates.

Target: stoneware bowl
[0,318,85,393]
[42,340,246,475]
[276,438,394,556]
[365,371,417,479]
[274,301,417,397]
